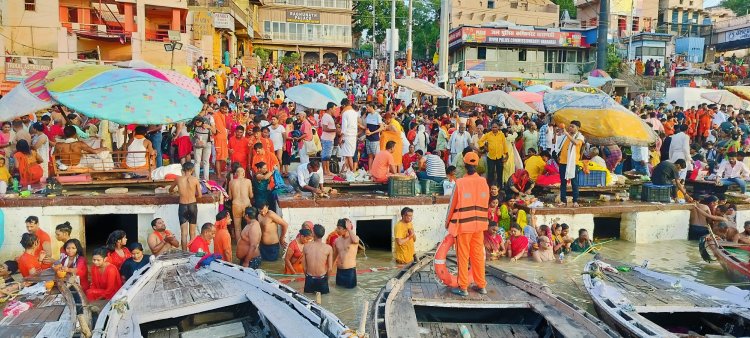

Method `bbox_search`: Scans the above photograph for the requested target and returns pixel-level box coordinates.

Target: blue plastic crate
[574,170,606,187]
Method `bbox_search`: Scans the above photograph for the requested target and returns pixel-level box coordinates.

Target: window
[682,11,689,24]
[518,49,527,61]
[308,0,321,6]
[510,2,518,9]
[478,47,486,60]
[632,17,639,31]
[488,0,494,8]
[24,0,35,11]
[324,0,335,8]
[679,0,683,4]
[264,21,271,34]
[618,15,627,33]
[672,10,679,24]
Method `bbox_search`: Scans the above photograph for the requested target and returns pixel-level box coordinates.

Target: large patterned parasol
[45,65,202,124]
[285,83,347,110]
[544,91,658,146]
[0,70,56,121]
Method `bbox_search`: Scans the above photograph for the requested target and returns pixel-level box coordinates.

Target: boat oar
[572,239,615,261]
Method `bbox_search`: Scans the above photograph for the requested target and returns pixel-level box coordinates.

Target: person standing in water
[169,162,202,250]
[302,224,333,294]
[228,167,253,240]
[333,218,359,289]
[237,207,262,268]
[257,202,289,261]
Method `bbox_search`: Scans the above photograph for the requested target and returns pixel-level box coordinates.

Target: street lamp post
[164,41,184,70]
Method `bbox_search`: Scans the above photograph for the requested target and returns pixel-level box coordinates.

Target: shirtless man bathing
[302,224,333,294]
[228,167,253,240]
[169,162,202,250]
[257,202,289,261]
[333,218,360,289]
[147,218,180,255]
[237,207,263,269]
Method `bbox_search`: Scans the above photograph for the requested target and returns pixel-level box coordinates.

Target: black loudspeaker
[437,97,450,115]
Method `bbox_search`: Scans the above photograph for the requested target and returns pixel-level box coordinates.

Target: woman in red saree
[59,239,89,291]
[86,247,123,301]
[13,140,43,186]
[506,169,535,199]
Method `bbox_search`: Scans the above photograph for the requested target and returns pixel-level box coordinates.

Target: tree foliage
[281,52,301,65]
[552,0,576,18]
[352,0,408,44]
[605,45,623,78]
[409,0,441,60]
[255,48,270,64]
[720,0,750,16]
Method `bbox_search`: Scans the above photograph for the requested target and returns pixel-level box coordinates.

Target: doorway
[356,219,393,251]
[84,214,138,250]
[593,217,621,240]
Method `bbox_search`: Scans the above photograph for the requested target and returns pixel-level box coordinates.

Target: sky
[703,0,721,8]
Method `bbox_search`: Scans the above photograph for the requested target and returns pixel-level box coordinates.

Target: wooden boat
[702,236,750,283]
[583,256,750,337]
[0,269,92,337]
[367,252,618,338]
[93,251,353,338]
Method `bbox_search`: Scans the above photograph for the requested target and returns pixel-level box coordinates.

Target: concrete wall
[0,202,218,261]
[620,209,691,243]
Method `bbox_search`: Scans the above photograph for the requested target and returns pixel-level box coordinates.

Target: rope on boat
[111,296,130,314]
[571,239,615,261]
[0,281,24,303]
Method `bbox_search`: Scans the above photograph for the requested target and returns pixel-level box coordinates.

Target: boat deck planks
[598,260,723,308]
[377,254,616,338]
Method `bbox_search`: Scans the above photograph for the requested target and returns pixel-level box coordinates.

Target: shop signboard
[5,62,51,82]
[286,10,320,24]
[213,13,234,31]
[193,10,212,39]
[449,27,584,48]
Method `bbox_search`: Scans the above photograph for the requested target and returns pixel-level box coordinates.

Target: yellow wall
[77,39,133,61]
[450,0,559,27]
[2,0,63,57]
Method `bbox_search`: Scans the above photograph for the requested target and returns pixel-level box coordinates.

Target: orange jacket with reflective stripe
[446,173,490,236]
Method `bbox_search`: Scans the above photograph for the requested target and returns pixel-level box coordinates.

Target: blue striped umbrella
[285,83,347,110]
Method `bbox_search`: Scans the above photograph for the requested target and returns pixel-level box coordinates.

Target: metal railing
[61,22,128,37]
[267,0,351,9]
[452,59,596,77]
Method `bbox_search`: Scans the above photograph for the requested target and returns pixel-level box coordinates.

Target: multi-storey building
[657,0,709,35]
[576,0,659,37]
[451,0,559,28]
[255,0,352,64]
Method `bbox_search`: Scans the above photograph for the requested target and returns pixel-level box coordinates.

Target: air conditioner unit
[71,23,81,30]
[97,25,107,33]
[262,33,271,39]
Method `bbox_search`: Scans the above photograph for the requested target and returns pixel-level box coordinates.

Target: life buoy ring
[434,234,473,288]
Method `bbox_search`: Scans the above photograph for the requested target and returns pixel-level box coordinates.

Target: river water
[261,240,734,328]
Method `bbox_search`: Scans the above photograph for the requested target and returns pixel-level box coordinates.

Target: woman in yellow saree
[380,113,404,168]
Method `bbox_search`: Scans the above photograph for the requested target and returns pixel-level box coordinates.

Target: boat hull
[705,237,750,284]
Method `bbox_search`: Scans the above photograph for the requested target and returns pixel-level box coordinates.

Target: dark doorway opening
[84,214,138,250]
[593,217,621,240]
[356,219,392,251]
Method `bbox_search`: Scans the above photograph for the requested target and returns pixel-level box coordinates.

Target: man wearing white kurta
[340,98,359,173]
[448,124,471,164]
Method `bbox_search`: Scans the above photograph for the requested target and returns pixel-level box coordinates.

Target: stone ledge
[0,193,220,208]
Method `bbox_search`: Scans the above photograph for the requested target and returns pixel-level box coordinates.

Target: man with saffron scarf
[213,210,232,262]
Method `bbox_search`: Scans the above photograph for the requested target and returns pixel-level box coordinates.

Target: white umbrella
[701,90,750,110]
[460,90,537,114]
[285,83,346,110]
[678,68,711,76]
[394,78,452,97]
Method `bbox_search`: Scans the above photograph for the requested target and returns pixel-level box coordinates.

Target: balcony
[267,0,352,10]
[62,22,130,41]
[188,0,250,29]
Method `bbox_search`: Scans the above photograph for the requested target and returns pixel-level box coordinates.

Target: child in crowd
[484,222,505,261]
[488,198,500,223]
[0,157,9,194]
[506,223,528,262]
[443,165,457,196]
[571,229,594,253]
[552,223,573,254]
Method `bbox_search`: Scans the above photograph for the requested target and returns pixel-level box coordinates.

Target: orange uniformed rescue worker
[445,152,489,296]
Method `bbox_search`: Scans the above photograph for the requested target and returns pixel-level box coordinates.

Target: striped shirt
[424,154,446,178]
[538,124,550,151]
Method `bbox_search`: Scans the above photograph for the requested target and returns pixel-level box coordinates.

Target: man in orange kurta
[214,104,230,179]
[213,211,232,262]
[229,126,251,171]
[445,152,489,296]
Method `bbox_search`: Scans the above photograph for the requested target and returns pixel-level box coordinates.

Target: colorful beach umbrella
[562,83,606,94]
[134,68,201,97]
[45,65,202,124]
[508,91,545,112]
[0,70,56,121]
[285,83,347,110]
[544,91,657,146]
[524,84,552,93]
[460,90,537,114]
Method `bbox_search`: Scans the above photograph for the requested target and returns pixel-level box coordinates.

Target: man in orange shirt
[228,126,251,171]
[250,142,279,173]
[370,140,398,183]
[213,211,232,261]
[25,216,53,265]
[445,152,489,297]
[188,223,215,254]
